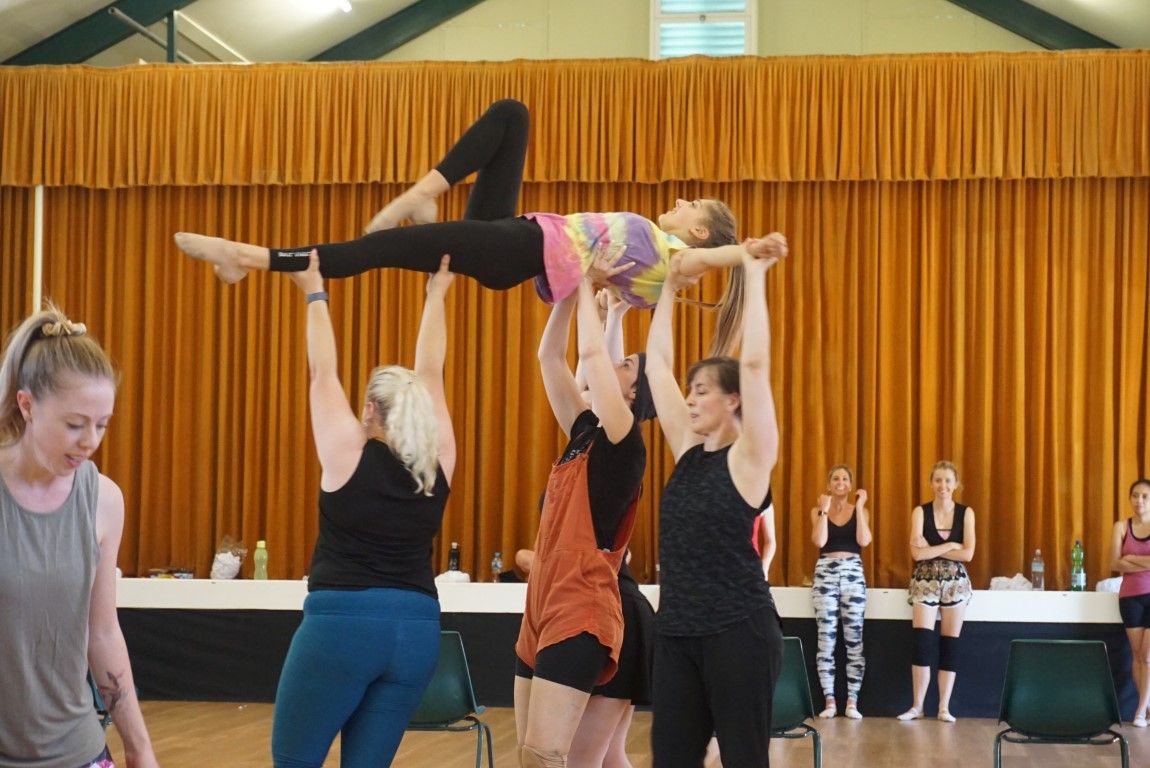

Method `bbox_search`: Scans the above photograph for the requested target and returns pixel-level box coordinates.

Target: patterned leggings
[811,556,867,701]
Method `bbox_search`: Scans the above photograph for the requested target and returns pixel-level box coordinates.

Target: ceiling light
[338,0,351,11]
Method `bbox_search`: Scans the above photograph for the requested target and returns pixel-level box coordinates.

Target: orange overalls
[514,441,640,686]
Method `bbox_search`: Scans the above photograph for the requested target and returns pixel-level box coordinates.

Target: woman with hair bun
[0,304,158,767]
[270,252,457,767]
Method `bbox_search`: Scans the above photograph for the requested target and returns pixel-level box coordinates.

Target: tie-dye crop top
[525,212,688,309]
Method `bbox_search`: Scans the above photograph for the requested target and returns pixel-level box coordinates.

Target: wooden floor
[107,702,1149,767]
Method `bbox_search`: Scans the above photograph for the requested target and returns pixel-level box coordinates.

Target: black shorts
[516,632,610,693]
[593,583,655,703]
[1119,593,1150,628]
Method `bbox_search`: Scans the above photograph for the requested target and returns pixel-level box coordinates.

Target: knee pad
[519,745,567,768]
[912,628,938,667]
[939,635,961,672]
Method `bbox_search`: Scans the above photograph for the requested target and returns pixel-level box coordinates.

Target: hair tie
[40,319,87,338]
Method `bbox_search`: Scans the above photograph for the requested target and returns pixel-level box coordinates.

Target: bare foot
[364,193,438,233]
[173,233,248,283]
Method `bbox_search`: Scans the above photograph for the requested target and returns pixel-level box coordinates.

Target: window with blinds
[651,0,756,59]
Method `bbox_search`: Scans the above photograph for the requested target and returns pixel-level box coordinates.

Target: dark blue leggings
[271,588,441,768]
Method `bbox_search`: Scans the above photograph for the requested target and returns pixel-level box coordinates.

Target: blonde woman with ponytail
[270,251,456,768]
[0,304,158,768]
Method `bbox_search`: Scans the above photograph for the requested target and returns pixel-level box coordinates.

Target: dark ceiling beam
[4,0,196,65]
[947,0,1117,50]
[312,0,488,62]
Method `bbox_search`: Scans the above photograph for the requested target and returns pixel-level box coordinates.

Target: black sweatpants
[651,604,783,768]
[270,98,545,288]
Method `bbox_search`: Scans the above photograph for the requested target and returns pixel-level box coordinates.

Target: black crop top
[821,510,861,555]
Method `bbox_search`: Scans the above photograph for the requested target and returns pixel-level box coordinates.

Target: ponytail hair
[364,365,440,496]
[0,302,116,446]
[677,199,745,357]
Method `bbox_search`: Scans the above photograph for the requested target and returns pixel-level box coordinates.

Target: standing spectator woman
[646,235,788,768]
[513,249,650,768]
[270,253,456,767]
[0,305,158,768]
[898,460,976,723]
[810,464,872,719]
[1109,478,1150,727]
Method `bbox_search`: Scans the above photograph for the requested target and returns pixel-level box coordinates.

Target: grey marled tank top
[0,460,105,767]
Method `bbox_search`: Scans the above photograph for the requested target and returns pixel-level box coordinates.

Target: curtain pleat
[1,53,1148,589]
[3,53,1148,188]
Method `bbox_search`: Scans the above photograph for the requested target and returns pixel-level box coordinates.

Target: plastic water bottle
[490,551,503,582]
[1070,539,1086,591]
[1030,549,1045,590]
[448,541,461,572]
[253,540,268,580]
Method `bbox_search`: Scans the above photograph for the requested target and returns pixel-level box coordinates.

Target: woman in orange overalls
[513,249,652,768]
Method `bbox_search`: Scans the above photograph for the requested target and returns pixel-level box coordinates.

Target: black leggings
[270,99,545,289]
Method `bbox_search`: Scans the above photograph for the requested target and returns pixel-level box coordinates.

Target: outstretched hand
[743,233,789,270]
[584,243,633,289]
[427,254,454,295]
[287,249,324,295]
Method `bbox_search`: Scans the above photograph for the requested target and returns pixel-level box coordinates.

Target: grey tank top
[0,460,106,767]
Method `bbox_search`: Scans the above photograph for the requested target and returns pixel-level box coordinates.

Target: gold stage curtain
[1,54,1148,589]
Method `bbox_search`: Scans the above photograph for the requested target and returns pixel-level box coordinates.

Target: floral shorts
[79,746,115,768]
[907,559,972,607]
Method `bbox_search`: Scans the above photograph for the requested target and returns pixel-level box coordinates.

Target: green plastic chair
[994,639,1129,768]
[770,636,821,768]
[406,631,493,768]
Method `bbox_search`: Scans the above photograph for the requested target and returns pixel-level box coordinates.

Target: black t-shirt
[308,439,449,597]
[556,410,646,550]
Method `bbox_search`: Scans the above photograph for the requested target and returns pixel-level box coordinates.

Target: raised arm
[646,270,697,458]
[577,279,635,443]
[414,255,456,484]
[538,292,585,439]
[676,230,787,277]
[575,289,629,391]
[287,251,365,489]
[728,235,788,504]
[855,489,874,547]
[89,476,157,768]
[811,495,832,548]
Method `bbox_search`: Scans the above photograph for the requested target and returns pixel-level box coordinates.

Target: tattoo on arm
[97,670,126,713]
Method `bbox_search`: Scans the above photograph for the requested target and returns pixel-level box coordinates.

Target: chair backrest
[409,631,483,726]
[772,636,816,731]
[998,639,1122,738]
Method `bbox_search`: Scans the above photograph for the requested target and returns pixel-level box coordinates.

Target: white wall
[383,0,1039,62]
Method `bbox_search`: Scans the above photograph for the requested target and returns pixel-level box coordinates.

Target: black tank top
[922,501,966,546]
[821,510,861,555]
[308,439,449,596]
[657,444,774,636]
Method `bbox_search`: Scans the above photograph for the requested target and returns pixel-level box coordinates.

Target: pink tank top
[1119,519,1150,598]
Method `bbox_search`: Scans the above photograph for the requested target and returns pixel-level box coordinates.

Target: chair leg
[474,726,482,768]
[812,730,822,768]
[483,723,495,768]
[992,733,1002,768]
[1120,733,1129,768]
